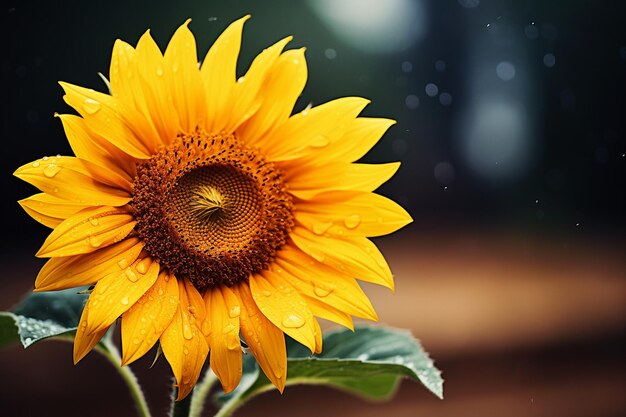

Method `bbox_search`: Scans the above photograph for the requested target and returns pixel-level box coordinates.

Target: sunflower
[14,16,412,399]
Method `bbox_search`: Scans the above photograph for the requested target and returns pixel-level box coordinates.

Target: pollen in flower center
[131,132,294,291]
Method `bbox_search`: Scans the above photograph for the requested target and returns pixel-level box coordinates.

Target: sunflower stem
[95,340,152,417]
[170,389,192,417]
[189,368,219,417]
[212,396,246,417]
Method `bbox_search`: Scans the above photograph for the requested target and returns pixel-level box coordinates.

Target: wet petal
[121,271,179,366]
[14,156,132,207]
[205,286,242,393]
[295,191,413,237]
[35,237,144,291]
[290,227,394,290]
[160,279,208,400]
[201,15,250,134]
[234,283,286,392]
[86,256,160,333]
[249,270,317,353]
[18,193,89,229]
[36,206,135,258]
[73,300,109,364]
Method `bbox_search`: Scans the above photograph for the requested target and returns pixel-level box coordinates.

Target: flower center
[131,132,293,291]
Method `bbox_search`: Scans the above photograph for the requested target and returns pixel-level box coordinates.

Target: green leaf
[0,288,88,348]
[216,325,443,412]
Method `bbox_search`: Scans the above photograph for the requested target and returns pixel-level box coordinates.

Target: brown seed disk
[131,132,293,290]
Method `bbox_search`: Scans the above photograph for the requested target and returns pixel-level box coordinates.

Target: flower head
[14,16,412,399]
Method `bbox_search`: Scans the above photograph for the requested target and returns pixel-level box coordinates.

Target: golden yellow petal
[14,156,132,207]
[295,191,413,237]
[263,97,370,161]
[284,161,401,200]
[86,256,159,333]
[36,206,135,258]
[228,36,293,132]
[290,227,394,290]
[327,117,396,162]
[234,283,287,392]
[121,271,179,366]
[164,19,206,133]
[73,300,109,364]
[18,193,89,229]
[35,237,144,292]
[249,271,317,353]
[312,317,322,354]
[59,81,158,157]
[205,286,242,393]
[129,32,180,145]
[275,245,378,321]
[238,48,308,145]
[160,279,209,401]
[58,113,136,181]
[303,297,354,331]
[201,15,250,134]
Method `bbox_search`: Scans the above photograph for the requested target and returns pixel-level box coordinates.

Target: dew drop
[158,287,164,296]
[121,296,129,305]
[136,258,150,274]
[313,283,334,298]
[83,98,101,114]
[309,135,330,148]
[183,347,189,355]
[312,222,332,235]
[229,305,241,318]
[182,323,193,340]
[155,65,164,77]
[124,268,138,282]
[117,258,129,269]
[226,334,240,350]
[89,217,99,226]
[262,290,272,297]
[281,314,305,329]
[89,236,103,248]
[43,164,61,178]
[344,214,361,229]
[32,161,40,168]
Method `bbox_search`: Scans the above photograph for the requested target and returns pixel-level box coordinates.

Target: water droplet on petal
[121,296,129,305]
[117,258,128,269]
[83,98,101,114]
[344,214,361,229]
[281,314,305,329]
[312,222,332,235]
[89,236,103,248]
[313,283,334,298]
[183,347,189,355]
[43,164,61,178]
[182,323,193,340]
[155,65,164,77]
[136,258,150,274]
[229,306,241,318]
[32,161,40,168]
[89,217,99,226]
[124,268,138,282]
[309,135,330,148]
[222,324,237,334]
[262,290,272,297]
[226,334,240,350]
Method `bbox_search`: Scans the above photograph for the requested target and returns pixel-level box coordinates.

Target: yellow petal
[227,36,293,132]
[238,48,308,145]
[160,279,208,400]
[201,15,250,134]
[36,206,136,258]
[234,283,286,392]
[263,97,370,161]
[59,81,157,158]
[284,161,400,200]
[14,156,132,207]
[73,300,109,364]
[249,271,317,353]
[205,286,242,393]
[86,256,159,333]
[312,317,322,354]
[18,193,89,229]
[164,19,206,133]
[35,237,144,291]
[295,191,413,237]
[129,32,180,145]
[290,227,394,290]
[304,298,354,331]
[275,245,378,321]
[57,113,136,181]
[121,271,179,366]
[328,117,396,162]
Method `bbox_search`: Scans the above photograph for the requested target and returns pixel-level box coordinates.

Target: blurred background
[1,0,625,416]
